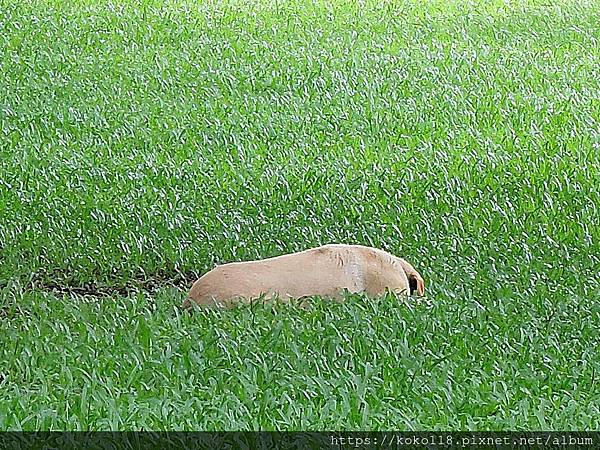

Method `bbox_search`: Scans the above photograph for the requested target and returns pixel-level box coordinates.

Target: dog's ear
[397,257,425,296]
[416,277,425,296]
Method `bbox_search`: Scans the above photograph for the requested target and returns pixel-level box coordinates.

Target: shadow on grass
[8,269,200,299]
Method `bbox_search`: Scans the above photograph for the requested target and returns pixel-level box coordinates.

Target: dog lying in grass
[183,244,425,309]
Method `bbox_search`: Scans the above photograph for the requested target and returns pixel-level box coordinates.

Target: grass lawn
[1,0,599,430]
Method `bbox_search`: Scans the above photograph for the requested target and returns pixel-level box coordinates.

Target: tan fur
[183,244,425,309]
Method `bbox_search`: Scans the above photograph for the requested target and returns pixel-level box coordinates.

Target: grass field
[1,0,599,431]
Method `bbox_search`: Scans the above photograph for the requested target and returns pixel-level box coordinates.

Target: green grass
[2,289,599,430]
[1,0,599,430]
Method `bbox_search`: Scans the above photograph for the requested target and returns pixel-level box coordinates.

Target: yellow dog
[183,244,425,309]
